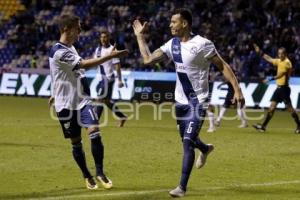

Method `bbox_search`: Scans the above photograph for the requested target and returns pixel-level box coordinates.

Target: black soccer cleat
[252,124,266,133]
[85,177,98,190]
[295,127,300,134]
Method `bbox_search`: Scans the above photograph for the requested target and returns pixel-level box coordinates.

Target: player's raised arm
[132,20,167,65]
[210,53,245,106]
[253,43,276,65]
[79,48,128,69]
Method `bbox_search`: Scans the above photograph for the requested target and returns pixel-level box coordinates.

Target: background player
[93,30,127,127]
[252,44,300,133]
[133,8,244,198]
[215,80,248,128]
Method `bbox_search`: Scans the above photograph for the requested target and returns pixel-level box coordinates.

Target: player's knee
[183,138,195,151]
[88,126,99,134]
[268,106,276,113]
[71,136,82,147]
[88,127,100,140]
[286,104,295,113]
[70,136,81,144]
[208,105,214,112]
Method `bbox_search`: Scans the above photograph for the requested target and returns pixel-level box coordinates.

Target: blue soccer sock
[90,131,105,177]
[72,142,92,178]
[179,140,195,191]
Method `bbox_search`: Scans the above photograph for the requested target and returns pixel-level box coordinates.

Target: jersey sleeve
[202,39,217,59]
[271,59,279,66]
[112,57,120,64]
[286,60,292,70]
[159,39,172,59]
[282,60,292,72]
[54,48,82,70]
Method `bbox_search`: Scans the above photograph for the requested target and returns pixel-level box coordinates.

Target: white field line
[27,180,300,200]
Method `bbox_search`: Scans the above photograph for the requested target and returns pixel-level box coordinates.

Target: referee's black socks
[291,112,300,127]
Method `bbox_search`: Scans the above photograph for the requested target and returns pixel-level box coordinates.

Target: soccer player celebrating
[49,14,128,190]
[133,8,244,197]
[252,43,300,133]
[93,30,127,127]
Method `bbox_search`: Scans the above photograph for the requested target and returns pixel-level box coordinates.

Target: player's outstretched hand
[110,45,129,58]
[262,79,268,84]
[232,90,245,108]
[132,20,148,36]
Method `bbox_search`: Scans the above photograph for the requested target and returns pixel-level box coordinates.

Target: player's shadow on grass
[0,187,95,200]
[0,142,47,148]
[0,186,171,200]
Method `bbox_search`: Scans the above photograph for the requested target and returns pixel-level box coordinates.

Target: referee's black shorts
[271,85,291,104]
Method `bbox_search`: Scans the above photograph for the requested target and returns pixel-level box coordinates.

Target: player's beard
[171,28,183,37]
[171,29,178,36]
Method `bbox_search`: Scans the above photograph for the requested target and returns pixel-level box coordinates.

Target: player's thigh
[282,86,292,105]
[271,87,283,104]
[183,105,206,141]
[107,80,114,100]
[175,103,190,138]
[57,109,81,139]
[97,78,109,99]
[269,101,278,111]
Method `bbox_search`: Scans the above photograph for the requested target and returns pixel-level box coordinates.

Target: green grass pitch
[0,96,300,200]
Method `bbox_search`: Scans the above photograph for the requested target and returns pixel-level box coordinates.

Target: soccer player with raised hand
[133,8,244,197]
[49,14,128,190]
[252,43,300,133]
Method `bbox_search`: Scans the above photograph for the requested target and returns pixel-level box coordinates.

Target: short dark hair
[100,29,110,37]
[278,47,287,54]
[173,8,192,27]
[57,14,80,32]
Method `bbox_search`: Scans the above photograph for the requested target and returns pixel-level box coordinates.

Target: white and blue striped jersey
[49,42,90,112]
[93,45,120,81]
[160,35,216,105]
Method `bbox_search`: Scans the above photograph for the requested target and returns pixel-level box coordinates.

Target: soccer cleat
[118,118,127,127]
[207,127,216,133]
[96,175,113,189]
[252,124,266,133]
[214,120,220,127]
[85,177,98,190]
[195,144,214,169]
[238,123,248,128]
[295,127,300,134]
[169,186,186,198]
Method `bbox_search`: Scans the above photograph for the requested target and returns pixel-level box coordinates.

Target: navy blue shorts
[57,109,81,139]
[97,77,114,100]
[80,104,101,128]
[57,104,101,139]
[175,102,206,142]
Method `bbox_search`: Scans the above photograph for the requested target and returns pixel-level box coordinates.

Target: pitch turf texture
[0,96,300,200]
